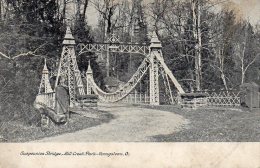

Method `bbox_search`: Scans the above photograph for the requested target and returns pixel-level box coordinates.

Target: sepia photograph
[0,0,259,167]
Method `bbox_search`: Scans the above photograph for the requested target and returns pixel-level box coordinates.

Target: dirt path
[35,104,187,142]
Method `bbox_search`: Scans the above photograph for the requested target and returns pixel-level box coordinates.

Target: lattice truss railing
[86,57,150,102]
[77,43,149,56]
[35,92,55,109]
[119,91,151,104]
[199,90,241,106]
[118,91,179,105]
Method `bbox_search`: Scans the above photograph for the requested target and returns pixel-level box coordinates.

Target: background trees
[0,0,63,128]
[146,0,260,91]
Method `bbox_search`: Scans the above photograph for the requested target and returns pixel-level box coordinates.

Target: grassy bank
[139,105,260,142]
[0,108,114,142]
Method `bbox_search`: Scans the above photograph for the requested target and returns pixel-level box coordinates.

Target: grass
[139,105,260,142]
[0,108,114,142]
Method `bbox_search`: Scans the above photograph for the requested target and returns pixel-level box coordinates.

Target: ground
[142,105,260,142]
[1,108,113,142]
[35,103,186,142]
[3,103,259,142]
[35,103,260,142]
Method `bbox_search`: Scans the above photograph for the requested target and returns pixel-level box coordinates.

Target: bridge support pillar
[55,27,86,107]
[149,31,162,105]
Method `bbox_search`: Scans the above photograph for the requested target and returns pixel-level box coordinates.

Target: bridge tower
[38,59,53,94]
[55,27,85,107]
[149,31,162,105]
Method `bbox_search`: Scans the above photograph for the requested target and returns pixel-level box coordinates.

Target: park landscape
[0,0,259,142]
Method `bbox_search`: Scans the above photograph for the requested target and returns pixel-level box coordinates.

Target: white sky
[85,0,260,27]
[230,0,260,25]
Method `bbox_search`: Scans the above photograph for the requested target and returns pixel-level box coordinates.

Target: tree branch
[244,53,259,73]
[0,43,47,60]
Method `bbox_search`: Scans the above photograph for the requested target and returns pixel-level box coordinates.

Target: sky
[228,0,260,25]
[85,0,260,27]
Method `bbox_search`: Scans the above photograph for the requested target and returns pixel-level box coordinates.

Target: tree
[148,0,236,91]
[0,0,64,127]
[191,0,202,91]
[233,21,260,85]
[73,0,105,89]
[209,10,237,89]
[75,0,89,21]
[92,0,119,35]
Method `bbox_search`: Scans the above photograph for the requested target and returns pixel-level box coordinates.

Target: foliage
[74,14,106,89]
[0,0,63,132]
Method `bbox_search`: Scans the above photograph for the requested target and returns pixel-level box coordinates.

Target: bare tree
[148,0,231,91]
[209,10,237,89]
[191,0,202,91]
[92,0,119,35]
[75,0,89,20]
[0,0,2,21]
[233,21,260,84]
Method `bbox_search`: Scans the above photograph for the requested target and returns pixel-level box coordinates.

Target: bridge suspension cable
[86,57,150,102]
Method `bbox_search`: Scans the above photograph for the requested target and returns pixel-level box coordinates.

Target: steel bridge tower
[55,27,85,107]
[149,31,162,105]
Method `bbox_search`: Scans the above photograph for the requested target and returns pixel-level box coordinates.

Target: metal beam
[77,43,149,56]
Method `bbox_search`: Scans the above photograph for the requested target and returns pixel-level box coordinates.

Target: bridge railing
[35,92,55,109]
[118,91,182,105]
[196,90,241,107]
[118,89,241,107]
[159,92,180,105]
[118,91,150,104]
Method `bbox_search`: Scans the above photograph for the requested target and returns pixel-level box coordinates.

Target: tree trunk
[240,23,248,85]
[107,9,112,34]
[62,0,66,23]
[221,72,228,90]
[241,67,245,84]
[0,0,2,21]
[192,0,202,91]
[218,47,228,90]
[189,67,195,92]
[82,0,89,21]
[76,0,81,19]
[56,0,60,19]
[192,0,199,91]
[106,48,110,77]
[4,3,10,24]
[196,1,202,91]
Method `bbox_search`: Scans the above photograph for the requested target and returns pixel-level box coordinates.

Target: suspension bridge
[34,26,186,125]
